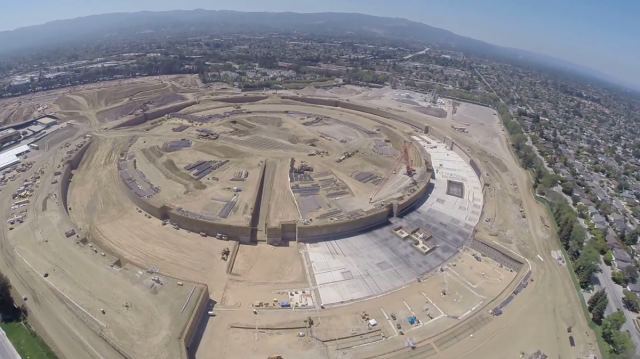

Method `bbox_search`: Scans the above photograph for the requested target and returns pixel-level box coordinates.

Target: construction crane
[369,141,415,203]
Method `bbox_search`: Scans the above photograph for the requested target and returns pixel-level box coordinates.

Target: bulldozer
[221,248,230,261]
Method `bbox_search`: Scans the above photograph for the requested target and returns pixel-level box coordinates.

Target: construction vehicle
[216,233,228,240]
[221,248,230,261]
[267,355,283,359]
[335,150,359,163]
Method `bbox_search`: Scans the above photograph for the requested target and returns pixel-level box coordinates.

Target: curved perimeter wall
[118,151,267,244]
[59,139,211,359]
[113,101,198,129]
[296,205,394,242]
[60,139,93,212]
[113,95,437,244]
[280,96,423,131]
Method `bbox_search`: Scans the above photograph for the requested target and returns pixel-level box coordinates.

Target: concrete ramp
[256,160,276,241]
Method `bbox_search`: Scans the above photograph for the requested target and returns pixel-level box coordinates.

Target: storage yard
[0,77,599,359]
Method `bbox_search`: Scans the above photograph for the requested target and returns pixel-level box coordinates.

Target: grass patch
[1,321,58,359]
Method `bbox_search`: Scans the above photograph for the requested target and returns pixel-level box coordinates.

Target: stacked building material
[172,124,189,132]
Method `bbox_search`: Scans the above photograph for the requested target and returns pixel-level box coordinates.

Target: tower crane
[369,141,415,203]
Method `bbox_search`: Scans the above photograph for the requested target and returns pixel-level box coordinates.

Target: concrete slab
[307,134,484,306]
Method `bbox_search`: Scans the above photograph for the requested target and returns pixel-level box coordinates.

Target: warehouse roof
[37,116,57,125]
[0,144,29,170]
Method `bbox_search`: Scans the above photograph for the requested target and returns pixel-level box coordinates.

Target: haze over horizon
[1,0,638,88]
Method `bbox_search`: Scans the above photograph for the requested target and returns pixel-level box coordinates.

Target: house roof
[613,246,633,263]
[592,214,607,223]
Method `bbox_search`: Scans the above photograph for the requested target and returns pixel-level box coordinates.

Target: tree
[607,329,634,355]
[603,251,613,266]
[623,290,640,312]
[574,243,601,287]
[561,181,574,196]
[0,273,19,322]
[602,310,626,334]
[602,311,634,355]
[512,133,526,151]
[591,296,608,323]
[624,229,640,246]
[588,289,607,311]
[612,270,626,285]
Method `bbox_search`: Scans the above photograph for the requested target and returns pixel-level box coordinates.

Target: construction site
[0,77,600,359]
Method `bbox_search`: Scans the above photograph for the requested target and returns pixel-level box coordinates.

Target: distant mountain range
[0,10,629,89]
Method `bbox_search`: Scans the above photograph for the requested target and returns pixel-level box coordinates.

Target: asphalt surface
[0,327,21,359]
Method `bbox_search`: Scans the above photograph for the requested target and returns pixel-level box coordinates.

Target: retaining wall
[167,206,252,243]
[297,205,393,242]
[249,160,268,243]
[113,101,197,129]
[451,142,485,187]
[394,172,432,216]
[266,221,298,245]
[281,221,296,241]
[266,225,282,245]
[180,285,210,357]
[280,96,424,131]
[117,147,267,244]
[118,172,253,242]
[213,95,268,104]
[60,139,93,212]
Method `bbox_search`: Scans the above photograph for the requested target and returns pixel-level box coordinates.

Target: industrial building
[0,144,30,170]
[36,116,58,128]
[0,129,21,146]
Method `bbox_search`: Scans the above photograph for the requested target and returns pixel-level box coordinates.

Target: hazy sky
[1,0,639,87]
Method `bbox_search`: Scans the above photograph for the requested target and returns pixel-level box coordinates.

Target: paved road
[594,264,640,353]
[0,327,21,359]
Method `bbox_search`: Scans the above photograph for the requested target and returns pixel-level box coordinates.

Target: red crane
[369,141,415,203]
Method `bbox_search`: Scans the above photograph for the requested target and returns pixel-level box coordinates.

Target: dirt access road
[418,104,599,359]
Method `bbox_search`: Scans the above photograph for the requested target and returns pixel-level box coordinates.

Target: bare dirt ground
[0,83,597,359]
[231,244,306,284]
[0,132,202,359]
[357,90,599,359]
[200,251,515,359]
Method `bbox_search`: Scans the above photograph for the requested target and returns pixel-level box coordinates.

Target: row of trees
[498,103,636,357]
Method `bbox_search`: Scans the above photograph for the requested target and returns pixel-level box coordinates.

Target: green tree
[612,270,626,285]
[624,229,639,246]
[608,329,634,355]
[602,310,626,334]
[561,181,574,196]
[602,311,635,355]
[574,243,600,287]
[623,290,640,312]
[512,133,526,151]
[588,289,607,311]
[603,251,613,266]
[591,296,608,323]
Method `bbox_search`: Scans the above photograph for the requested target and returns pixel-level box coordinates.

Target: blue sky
[1,0,639,87]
